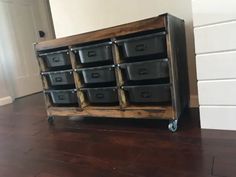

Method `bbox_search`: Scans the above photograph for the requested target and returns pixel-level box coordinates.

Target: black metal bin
[45,89,78,105]
[122,84,171,103]
[71,42,113,64]
[118,59,169,81]
[41,69,74,87]
[76,65,116,85]
[81,87,118,104]
[39,49,71,69]
[116,32,166,59]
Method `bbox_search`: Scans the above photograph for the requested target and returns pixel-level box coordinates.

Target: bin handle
[91,73,100,78]
[141,91,151,98]
[138,68,148,75]
[58,95,65,100]
[87,50,96,57]
[95,93,104,99]
[135,44,146,52]
[55,77,63,82]
[52,57,60,62]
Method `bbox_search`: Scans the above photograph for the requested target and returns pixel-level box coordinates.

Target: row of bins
[38,49,77,106]
[75,58,169,85]
[116,31,171,105]
[38,31,167,70]
[39,30,171,106]
[43,84,171,106]
[41,65,170,105]
[72,41,118,105]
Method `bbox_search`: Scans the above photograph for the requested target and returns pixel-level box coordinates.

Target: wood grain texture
[69,48,88,108]
[48,105,174,119]
[34,43,52,110]
[111,38,127,109]
[36,16,165,51]
[0,93,236,177]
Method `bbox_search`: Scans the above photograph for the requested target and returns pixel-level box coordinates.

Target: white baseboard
[200,106,236,131]
[190,95,199,108]
[0,96,13,106]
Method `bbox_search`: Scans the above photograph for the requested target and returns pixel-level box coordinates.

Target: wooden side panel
[37,57,46,72]
[36,16,165,51]
[37,58,49,90]
[34,43,51,114]
[166,15,189,119]
[37,58,49,89]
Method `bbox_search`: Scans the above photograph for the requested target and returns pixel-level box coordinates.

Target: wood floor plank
[0,93,235,177]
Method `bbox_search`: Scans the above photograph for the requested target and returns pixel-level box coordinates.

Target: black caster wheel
[168,119,178,132]
[47,116,55,125]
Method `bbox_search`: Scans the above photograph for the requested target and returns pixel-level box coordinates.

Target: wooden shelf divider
[69,46,87,109]
[111,38,128,109]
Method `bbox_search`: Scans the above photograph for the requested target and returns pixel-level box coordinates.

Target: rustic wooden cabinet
[35,13,189,132]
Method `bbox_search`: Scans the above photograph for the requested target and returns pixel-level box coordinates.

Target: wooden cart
[35,13,189,132]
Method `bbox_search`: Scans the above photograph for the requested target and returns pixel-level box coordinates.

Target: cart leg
[168,119,178,132]
[47,116,55,125]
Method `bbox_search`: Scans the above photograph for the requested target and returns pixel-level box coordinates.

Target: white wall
[49,0,198,107]
[0,57,12,106]
[0,1,13,106]
[0,62,9,98]
[192,0,236,130]
[0,0,54,106]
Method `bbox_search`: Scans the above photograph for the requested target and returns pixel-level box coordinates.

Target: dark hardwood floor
[0,93,235,177]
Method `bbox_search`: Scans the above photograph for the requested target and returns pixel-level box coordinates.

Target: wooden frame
[35,14,189,129]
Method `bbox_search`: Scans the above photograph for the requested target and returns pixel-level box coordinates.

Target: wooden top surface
[36,14,167,51]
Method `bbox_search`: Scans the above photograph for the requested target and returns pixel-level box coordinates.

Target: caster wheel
[168,119,178,132]
[48,116,54,125]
